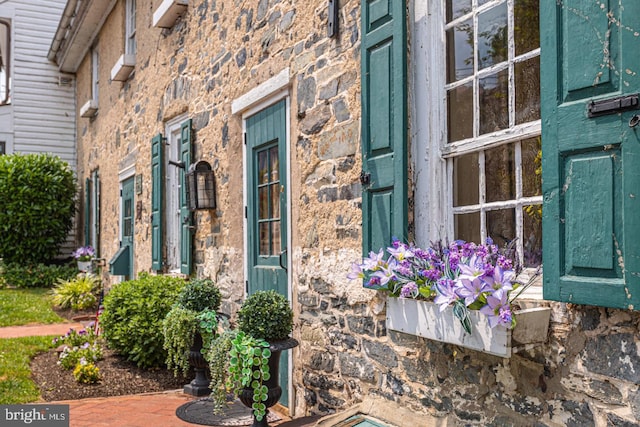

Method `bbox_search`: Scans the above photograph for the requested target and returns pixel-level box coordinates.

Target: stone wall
[72,0,640,425]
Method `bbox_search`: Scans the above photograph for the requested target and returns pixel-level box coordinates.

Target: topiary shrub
[177,278,222,312]
[1,262,79,288]
[0,153,77,264]
[237,290,293,342]
[100,273,186,369]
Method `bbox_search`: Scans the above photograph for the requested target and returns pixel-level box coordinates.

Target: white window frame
[164,114,188,273]
[413,0,542,270]
[92,48,99,104]
[0,18,11,105]
[125,0,136,56]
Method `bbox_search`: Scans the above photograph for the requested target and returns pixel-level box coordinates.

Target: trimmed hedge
[100,273,186,369]
[0,153,77,264]
[0,262,79,289]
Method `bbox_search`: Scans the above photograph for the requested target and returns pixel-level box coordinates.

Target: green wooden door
[245,99,290,405]
[360,0,407,253]
[180,120,193,275]
[121,176,135,279]
[541,1,640,308]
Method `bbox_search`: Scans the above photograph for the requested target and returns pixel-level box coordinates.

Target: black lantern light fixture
[186,160,216,211]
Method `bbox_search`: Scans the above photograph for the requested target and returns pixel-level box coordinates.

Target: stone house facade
[49,0,640,425]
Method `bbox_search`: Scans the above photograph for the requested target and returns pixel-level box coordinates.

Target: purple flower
[347,262,365,280]
[434,279,458,311]
[490,264,515,292]
[480,289,513,328]
[72,246,95,261]
[400,282,418,298]
[362,250,385,270]
[455,275,491,306]
[365,276,382,289]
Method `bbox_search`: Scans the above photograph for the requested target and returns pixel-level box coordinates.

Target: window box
[110,54,136,82]
[153,0,188,28]
[80,99,98,118]
[386,297,551,358]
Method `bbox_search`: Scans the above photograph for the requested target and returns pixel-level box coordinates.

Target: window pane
[453,152,479,206]
[514,0,540,56]
[479,69,508,135]
[270,183,280,219]
[0,141,4,155]
[515,56,541,124]
[447,82,474,142]
[446,18,474,83]
[485,144,515,202]
[446,0,471,22]
[477,2,508,70]
[523,205,542,267]
[271,221,281,255]
[455,212,480,243]
[522,137,542,197]
[259,222,269,255]
[486,208,515,249]
[258,150,268,184]
[259,186,269,219]
[269,146,279,182]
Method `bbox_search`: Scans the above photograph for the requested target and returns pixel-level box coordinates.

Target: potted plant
[72,246,95,272]
[349,238,550,357]
[206,289,296,427]
[162,278,222,396]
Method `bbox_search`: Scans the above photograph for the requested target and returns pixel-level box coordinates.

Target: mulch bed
[30,306,190,402]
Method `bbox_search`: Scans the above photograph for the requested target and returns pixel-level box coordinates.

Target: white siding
[0,0,77,255]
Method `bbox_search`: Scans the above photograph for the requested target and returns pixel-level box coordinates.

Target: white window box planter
[80,99,98,118]
[386,297,551,358]
[111,54,136,82]
[153,0,188,28]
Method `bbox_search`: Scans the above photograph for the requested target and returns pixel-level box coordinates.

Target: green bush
[0,262,78,288]
[0,153,77,264]
[237,290,293,342]
[177,278,222,312]
[51,273,100,311]
[100,273,186,369]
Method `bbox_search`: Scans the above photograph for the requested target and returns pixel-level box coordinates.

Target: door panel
[121,177,135,279]
[245,99,290,406]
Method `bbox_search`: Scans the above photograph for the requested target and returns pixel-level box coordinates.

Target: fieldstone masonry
[69,0,640,425]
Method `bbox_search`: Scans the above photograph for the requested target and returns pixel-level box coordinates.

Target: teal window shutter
[84,177,91,247]
[180,119,193,275]
[151,133,163,271]
[360,0,408,253]
[541,2,640,309]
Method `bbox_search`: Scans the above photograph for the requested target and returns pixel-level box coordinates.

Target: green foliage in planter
[162,306,199,376]
[1,262,78,289]
[228,331,271,422]
[51,273,100,311]
[100,273,186,369]
[0,153,77,264]
[205,330,236,414]
[177,278,222,312]
[237,290,293,341]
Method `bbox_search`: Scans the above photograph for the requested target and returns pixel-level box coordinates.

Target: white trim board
[231,68,290,116]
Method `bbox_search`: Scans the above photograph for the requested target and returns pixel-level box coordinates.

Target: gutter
[48,0,79,63]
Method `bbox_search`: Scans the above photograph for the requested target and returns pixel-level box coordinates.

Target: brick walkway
[1,322,320,427]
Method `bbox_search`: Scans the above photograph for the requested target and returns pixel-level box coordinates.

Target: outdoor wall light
[186,160,216,211]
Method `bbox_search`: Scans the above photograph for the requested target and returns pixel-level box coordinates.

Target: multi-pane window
[256,144,281,256]
[125,0,136,55]
[445,0,542,266]
[0,141,5,155]
[0,18,10,105]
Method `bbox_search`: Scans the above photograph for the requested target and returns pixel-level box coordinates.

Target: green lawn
[0,288,64,327]
[0,336,55,403]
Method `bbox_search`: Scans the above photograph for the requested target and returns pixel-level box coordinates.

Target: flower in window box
[72,246,95,262]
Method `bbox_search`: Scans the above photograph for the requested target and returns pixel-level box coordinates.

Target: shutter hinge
[245,280,249,294]
[244,206,248,218]
[360,171,371,185]
[243,133,247,145]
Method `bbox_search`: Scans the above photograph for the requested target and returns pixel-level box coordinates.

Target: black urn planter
[183,332,211,396]
[238,337,298,427]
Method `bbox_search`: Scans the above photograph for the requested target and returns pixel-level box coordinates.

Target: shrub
[51,273,100,311]
[100,273,186,369]
[177,278,222,312]
[237,290,293,342]
[0,153,77,264]
[1,262,78,288]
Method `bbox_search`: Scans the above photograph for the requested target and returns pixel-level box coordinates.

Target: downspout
[47,0,79,63]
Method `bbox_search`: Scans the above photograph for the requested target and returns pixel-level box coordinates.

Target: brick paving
[1,322,320,427]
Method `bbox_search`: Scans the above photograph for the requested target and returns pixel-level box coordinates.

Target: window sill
[80,99,98,118]
[386,297,551,358]
[111,54,136,82]
[153,0,188,28]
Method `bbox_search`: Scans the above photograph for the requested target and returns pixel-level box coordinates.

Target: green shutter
[151,134,163,271]
[180,119,193,275]
[360,0,408,254]
[84,177,91,247]
[541,2,640,308]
